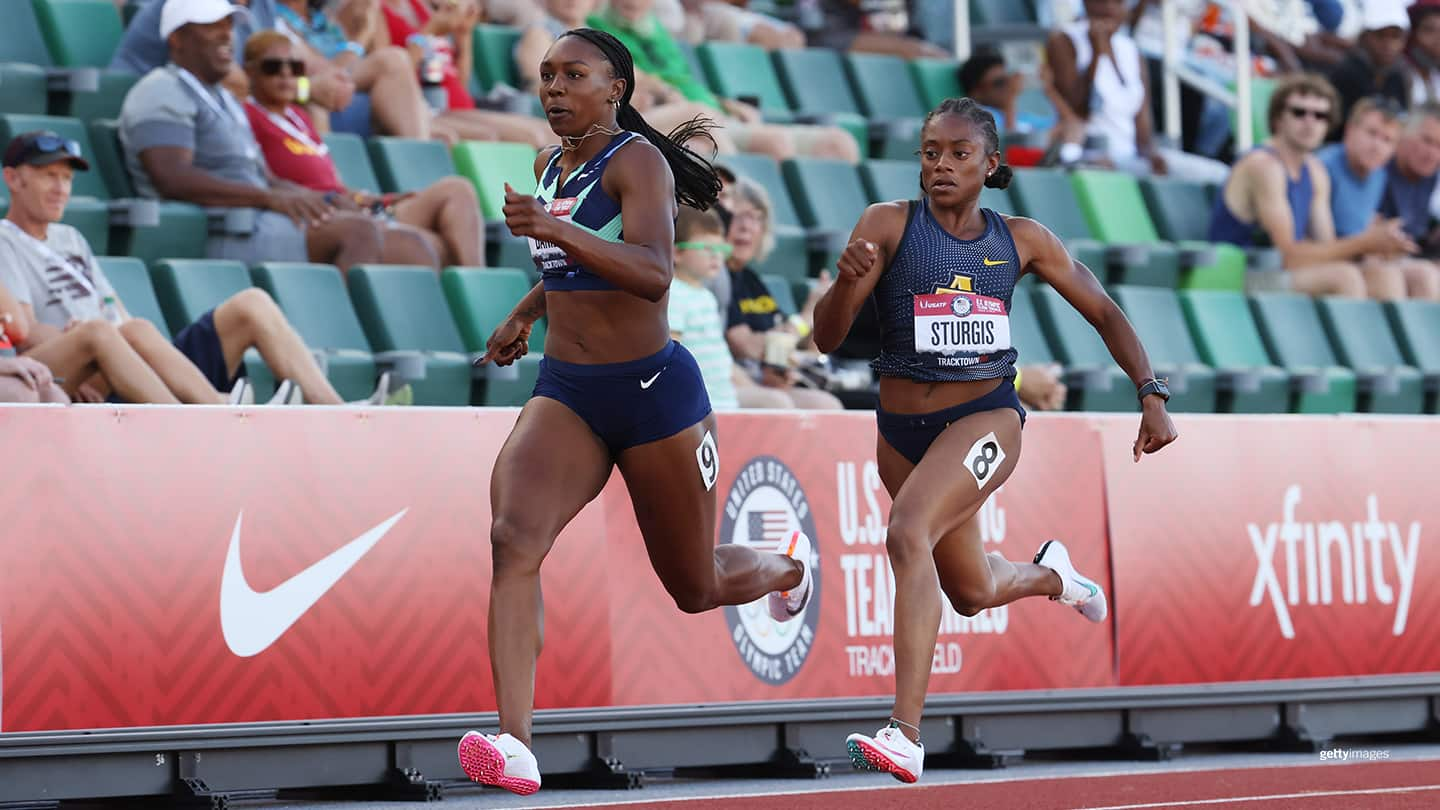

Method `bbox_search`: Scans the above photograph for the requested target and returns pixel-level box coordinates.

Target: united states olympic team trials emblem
[720,455,820,685]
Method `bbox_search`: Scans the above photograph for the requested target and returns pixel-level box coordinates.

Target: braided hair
[922,97,1013,190]
[558,28,722,211]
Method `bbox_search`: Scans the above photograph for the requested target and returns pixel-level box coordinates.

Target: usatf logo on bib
[720,456,820,685]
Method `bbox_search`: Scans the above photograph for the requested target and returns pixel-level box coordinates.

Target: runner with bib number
[813,97,1178,785]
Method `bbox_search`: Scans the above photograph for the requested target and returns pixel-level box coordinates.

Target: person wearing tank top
[1206,73,1419,299]
[814,98,1177,785]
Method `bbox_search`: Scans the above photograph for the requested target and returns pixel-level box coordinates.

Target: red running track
[529,759,1440,809]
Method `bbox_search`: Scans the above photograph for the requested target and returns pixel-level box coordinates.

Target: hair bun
[985,164,1013,190]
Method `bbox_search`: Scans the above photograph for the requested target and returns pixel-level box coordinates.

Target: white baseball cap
[1362,0,1410,32]
[160,0,250,40]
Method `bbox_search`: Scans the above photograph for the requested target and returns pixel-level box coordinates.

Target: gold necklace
[560,122,623,153]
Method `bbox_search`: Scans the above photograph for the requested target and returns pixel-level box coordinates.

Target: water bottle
[101,296,124,325]
[409,34,449,111]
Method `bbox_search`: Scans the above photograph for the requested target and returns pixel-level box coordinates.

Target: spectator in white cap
[1326,0,1411,126]
[118,0,387,271]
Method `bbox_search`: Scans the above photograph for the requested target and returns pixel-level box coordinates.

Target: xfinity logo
[1248,486,1420,639]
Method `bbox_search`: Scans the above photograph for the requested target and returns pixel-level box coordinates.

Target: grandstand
[2,1,1439,808]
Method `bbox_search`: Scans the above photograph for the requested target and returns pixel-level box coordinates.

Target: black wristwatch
[1137,377,1170,403]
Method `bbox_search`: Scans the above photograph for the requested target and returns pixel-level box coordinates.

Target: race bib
[912,293,1011,356]
[529,197,577,274]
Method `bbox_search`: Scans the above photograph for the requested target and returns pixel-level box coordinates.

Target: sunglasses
[1286,105,1330,122]
[676,241,733,257]
[28,134,82,158]
[257,58,306,77]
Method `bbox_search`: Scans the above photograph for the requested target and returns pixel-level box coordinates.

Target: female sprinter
[813,97,1178,784]
[456,29,813,795]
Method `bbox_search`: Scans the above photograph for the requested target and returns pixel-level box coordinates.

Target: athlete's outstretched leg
[487,399,612,745]
[615,415,803,612]
[932,518,1059,618]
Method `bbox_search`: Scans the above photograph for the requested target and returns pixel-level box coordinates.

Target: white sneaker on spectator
[226,379,252,405]
[266,380,300,406]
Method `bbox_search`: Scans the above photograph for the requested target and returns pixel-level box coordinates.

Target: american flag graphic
[748,510,793,551]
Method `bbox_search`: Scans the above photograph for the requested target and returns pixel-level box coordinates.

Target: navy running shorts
[876,378,1026,466]
[172,309,241,392]
[534,340,712,455]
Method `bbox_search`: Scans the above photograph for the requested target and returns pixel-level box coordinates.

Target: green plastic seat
[367,137,457,194]
[472,24,522,93]
[697,42,791,115]
[1109,285,1217,412]
[0,2,54,65]
[1070,169,1189,288]
[88,118,134,197]
[1385,300,1440,413]
[149,259,273,396]
[347,265,472,406]
[451,141,538,220]
[1179,290,1292,413]
[323,132,381,194]
[1315,297,1425,414]
[0,63,48,115]
[32,0,123,67]
[844,53,927,120]
[1031,285,1136,411]
[97,255,169,339]
[1139,176,1245,291]
[860,159,920,204]
[249,262,383,402]
[90,117,209,261]
[1007,168,1119,285]
[781,157,868,235]
[909,59,962,108]
[970,0,1036,24]
[0,113,110,199]
[716,152,803,228]
[1248,292,1358,413]
[769,47,868,154]
[57,197,108,254]
[441,266,543,406]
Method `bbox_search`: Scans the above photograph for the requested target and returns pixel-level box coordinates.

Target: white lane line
[1075,784,1440,810]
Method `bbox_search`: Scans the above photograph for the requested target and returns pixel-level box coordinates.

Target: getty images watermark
[1319,747,1392,762]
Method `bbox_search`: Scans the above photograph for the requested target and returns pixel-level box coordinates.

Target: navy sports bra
[871,199,1022,382]
[530,131,641,292]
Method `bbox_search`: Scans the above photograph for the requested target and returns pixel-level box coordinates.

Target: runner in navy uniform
[814,98,1178,783]
[456,29,813,795]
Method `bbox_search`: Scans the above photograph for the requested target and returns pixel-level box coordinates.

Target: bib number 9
[696,430,719,491]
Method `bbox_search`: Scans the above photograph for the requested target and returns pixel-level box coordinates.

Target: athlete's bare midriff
[879,375,1009,415]
[542,289,672,363]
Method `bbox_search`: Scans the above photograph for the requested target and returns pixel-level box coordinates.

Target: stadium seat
[859,159,919,204]
[844,53,927,159]
[367,137,457,194]
[88,118,134,197]
[717,152,810,278]
[97,256,170,339]
[347,265,472,406]
[1007,282,1059,368]
[32,0,123,68]
[0,3,54,66]
[0,63,48,115]
[1006,168,1115,283]
[1109,285,1217,412]
[249,263,385,402]
[88,118,210,262]
[782,157,869,279]
[1248,292,1357,413]
[970,0,1037,24]
[697,42,791,116]
[908,59,962,108]
[770,48,869,153]
[1384,300,1440,413]
[1139,176,1246,291]
[149,259,275,397]
[1070,170,1187,288]
[323,132,382,194]
[59,197,109,255]
[440,266,542,406]
[471,24,522,93]
[451,141,539,221]
[1030,285,1137,411]
[1314,297,1425,414]
[0,114,110,199]
[1178,290,1292,413]
[980,185,1017,216]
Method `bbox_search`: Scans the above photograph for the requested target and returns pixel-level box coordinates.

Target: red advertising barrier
[0,407,1112,733]
[1098,415,1440,685]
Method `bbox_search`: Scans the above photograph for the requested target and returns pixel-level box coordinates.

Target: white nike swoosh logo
[220,509,407,657]
[640,369,664,389]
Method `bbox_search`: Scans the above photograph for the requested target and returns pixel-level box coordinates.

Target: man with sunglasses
[1209,73,1417,299]
[1,130,345,405]
[119,0,388,272]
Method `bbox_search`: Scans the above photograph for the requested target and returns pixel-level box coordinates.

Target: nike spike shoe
[846,723,924,783]
[458,731,541,795]
[1033,539,1108,623]
[767,530,814,622]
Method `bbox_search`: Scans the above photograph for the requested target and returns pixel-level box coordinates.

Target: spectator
[587,0,861,163]
[1045,0,1229,183]
[1208,73,1416,298]
[1317,97,1402,239]
[1406,0,1440,106]
[958,47,1072,142]
[1327,0,1410,125]
[1378,105,1440,298]
[802,0,949,60]
[376,0,553,148]
[0,300,67,404]
[1,131,345,404]
[654,0,805,51]
[668,206,741,410]
[722,177,843,409]
[119,4,387,270]
[242,30,484,269]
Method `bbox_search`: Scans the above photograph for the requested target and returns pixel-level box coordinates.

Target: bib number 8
[964,431,1006,489]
